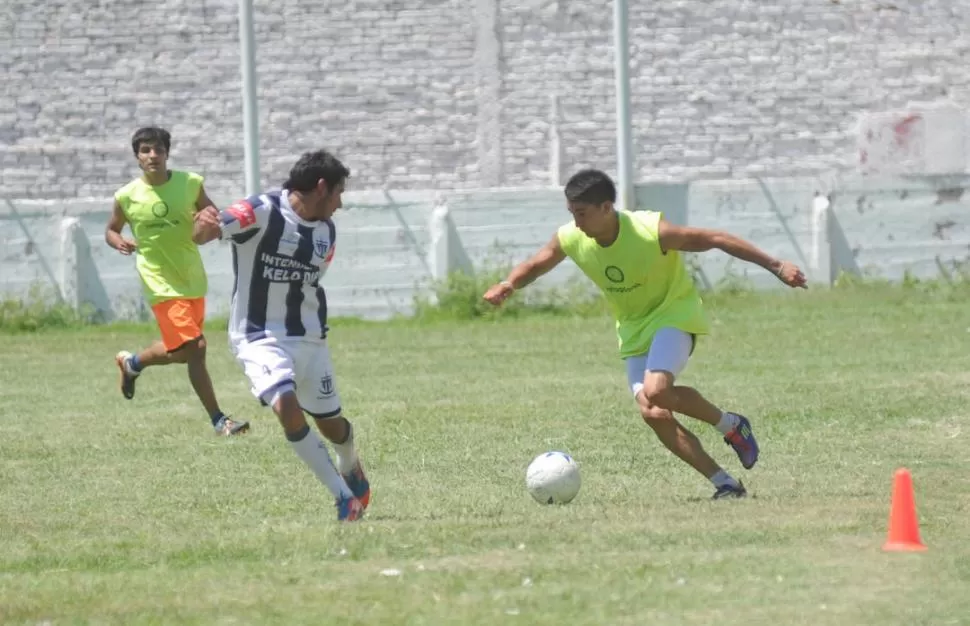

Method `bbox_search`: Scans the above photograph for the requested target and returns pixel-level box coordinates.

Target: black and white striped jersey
[218,189,336,346]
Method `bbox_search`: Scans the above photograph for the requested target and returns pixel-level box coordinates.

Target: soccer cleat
[724,413,760,470]
[214,415,250,436]
[712,481,747,500]
[342,460,371,510]
[114,351,139,400]
[336,495,365,521]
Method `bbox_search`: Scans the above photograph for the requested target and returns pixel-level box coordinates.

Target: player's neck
[141,170,171,186]
[594,212,621,247]
[287,191,316,222]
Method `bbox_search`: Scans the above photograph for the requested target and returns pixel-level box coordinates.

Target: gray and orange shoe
[724,413,760,469]
[336,495,365,521]
[114,351,139,400]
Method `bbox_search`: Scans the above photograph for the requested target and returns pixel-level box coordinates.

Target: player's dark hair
[564,169,616,205]
[284,150,350,193]
[131,126,171,155]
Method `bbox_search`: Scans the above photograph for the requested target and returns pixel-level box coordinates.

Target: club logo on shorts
[151,201,170,218]
[605,265,625,283]
[318,375,334,398]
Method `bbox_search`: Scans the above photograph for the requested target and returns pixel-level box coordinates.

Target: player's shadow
[684,492,759,503]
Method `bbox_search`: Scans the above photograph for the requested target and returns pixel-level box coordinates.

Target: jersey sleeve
[219,195,271,243]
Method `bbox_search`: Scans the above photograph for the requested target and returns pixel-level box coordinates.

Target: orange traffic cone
[882,467,927,552]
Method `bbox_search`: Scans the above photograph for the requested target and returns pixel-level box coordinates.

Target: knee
[168,349,189,364]
[313,413,348,441]
[643,384,676,410]
[172,340,206,367]
[637,393,673,425]
[183,337,207,361]
[274,391,308,435]
[641,370,677,410]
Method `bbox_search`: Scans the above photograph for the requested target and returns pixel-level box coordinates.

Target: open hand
[773,260,807,289]
[483,281,515,306]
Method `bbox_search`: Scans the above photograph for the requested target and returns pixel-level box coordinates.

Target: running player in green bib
[105,126,248,437]
[483,169,806,499]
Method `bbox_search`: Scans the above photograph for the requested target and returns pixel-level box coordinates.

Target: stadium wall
[4,0,970,199]
[3,176,970,321]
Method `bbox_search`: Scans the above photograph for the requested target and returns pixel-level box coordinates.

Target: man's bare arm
[658,219,806,288]
[483,233,567,305]
[105,199,136,255]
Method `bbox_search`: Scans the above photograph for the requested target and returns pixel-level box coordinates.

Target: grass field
[2,284,970,625]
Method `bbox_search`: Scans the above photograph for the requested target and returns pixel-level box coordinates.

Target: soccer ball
[526,451,581,505]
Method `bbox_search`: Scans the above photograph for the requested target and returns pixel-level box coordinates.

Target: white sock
[289,427,353,500]
[709,470,740,489]
[715,412,741,435]
[332,421,359,475]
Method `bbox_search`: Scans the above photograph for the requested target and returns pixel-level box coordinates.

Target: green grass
[2,285,970,625]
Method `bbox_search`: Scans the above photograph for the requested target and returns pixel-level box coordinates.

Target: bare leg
[314,414,350,443]
[179,337,222,418]
[642,369,759,476]
[133,340,183,368]
[643,370,722,425]
[637,392,723,479]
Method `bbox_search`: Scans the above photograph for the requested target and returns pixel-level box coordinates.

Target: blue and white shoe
[724,413,760,469]
[712,481,747,500]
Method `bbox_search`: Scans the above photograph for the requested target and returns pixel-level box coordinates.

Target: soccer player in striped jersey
[484,169,807,500]
[192,150,369,521]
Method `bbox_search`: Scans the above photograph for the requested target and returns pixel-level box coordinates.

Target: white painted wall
[3,177,969,321]
[5,0,970,200]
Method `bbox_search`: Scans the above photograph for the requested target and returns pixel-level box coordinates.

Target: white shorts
[624,328,695,398]
[231,338,342,418]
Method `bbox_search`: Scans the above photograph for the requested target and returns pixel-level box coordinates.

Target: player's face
[136,142,167,173]
[311,179,345,221]
[567,200,613,238]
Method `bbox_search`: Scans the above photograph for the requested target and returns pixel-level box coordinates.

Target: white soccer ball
[526,451,581,505]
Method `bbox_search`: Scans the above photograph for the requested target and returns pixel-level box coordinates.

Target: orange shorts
[152,298,206,352]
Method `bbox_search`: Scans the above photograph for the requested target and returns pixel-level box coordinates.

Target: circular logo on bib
[605,265,625,283]
[151,201,169,218]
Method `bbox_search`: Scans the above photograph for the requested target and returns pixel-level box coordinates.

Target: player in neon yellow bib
[484,169,806,499]
[105,126,247,437]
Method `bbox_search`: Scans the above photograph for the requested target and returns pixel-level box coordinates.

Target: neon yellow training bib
[114,170,208,305]
[557,210,710,358]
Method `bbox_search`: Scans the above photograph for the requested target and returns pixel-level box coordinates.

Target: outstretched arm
[483,233,567,306]
[658,219,807,288]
